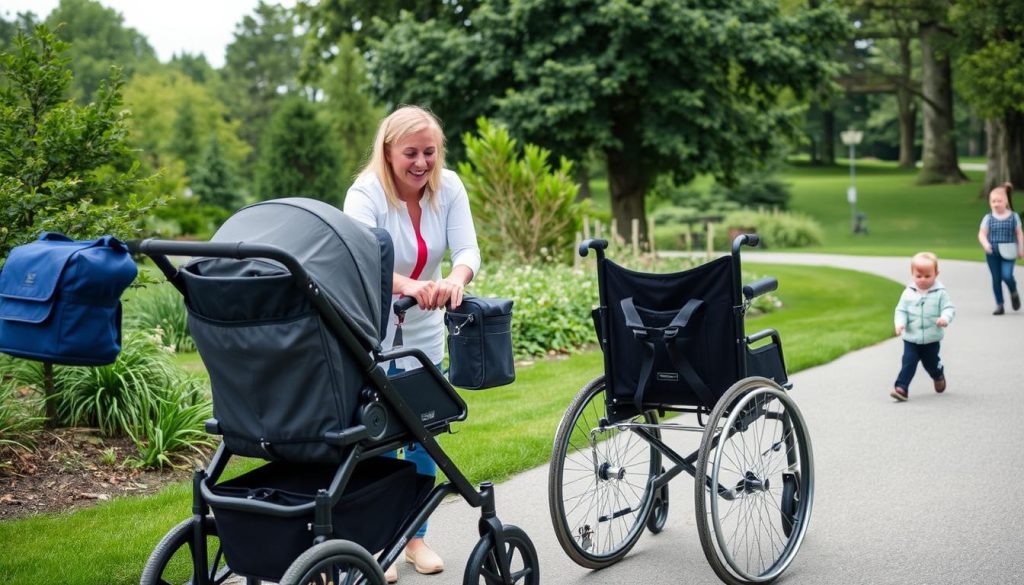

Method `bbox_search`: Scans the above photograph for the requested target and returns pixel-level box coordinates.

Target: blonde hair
[911,251,939,271]
[362,105,446,210]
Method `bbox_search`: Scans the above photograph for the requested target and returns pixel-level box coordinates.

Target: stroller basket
[210,456,432,581]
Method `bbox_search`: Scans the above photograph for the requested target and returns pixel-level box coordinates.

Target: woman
[343,105,480,582]
[978,182,1024,315]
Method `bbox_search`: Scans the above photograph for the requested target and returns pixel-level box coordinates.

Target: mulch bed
[0,427,196,521]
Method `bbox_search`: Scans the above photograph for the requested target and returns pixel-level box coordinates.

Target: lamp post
[840,128,863,234]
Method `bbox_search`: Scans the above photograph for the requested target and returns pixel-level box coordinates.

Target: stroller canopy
[210,197,383,349]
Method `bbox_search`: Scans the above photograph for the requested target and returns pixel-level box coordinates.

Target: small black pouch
[445,296,515,389]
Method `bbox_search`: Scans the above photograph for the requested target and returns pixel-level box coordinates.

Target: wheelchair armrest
[743,277,778,301]
[746,328,781,346]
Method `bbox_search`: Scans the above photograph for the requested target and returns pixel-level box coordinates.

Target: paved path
[395,253,1024,585]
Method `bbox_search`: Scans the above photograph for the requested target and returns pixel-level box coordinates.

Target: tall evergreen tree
[191,135,241,211]
[169,98,200,175]
[255,97,341,204]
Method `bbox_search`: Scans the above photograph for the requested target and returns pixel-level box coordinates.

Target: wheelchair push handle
[393,295,417,316]
[743,277,778,300]
[579,238,608,260]
[731,233,760,255]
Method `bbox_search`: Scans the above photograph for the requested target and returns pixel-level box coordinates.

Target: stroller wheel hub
[598,462,627,481]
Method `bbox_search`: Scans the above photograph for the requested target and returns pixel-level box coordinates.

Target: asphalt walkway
[397,253,1024,585]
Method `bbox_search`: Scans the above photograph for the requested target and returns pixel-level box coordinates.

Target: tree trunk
[917,22,967,184]
[897,36,917,168]
[575,163,591,202]
[984,112,1024,197]
[821,108,836,166]
[605,148,649,243]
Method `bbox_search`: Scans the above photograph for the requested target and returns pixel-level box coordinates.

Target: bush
[458,118,588,265]
[125,283,195,352]
[126,378,214,469]
[722,209,825,249]
[710,169,791,210]
[0,384,44,464]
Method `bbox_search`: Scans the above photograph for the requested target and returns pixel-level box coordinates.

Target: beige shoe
[384,561,398,583]
[404,540,444,575]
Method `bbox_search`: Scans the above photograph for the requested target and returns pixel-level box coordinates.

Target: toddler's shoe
[405,542,444,575]
[993,305,1005,315]
[1013,292,1021,311]
[933,377,946,393]
[890,386,908,401]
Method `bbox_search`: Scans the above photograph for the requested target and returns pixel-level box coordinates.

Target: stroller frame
[134,239,538,585]
[547,235,814,585]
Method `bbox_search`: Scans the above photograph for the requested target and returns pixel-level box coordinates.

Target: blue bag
[0,232,137,365]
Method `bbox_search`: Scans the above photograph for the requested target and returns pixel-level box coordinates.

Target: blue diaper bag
[0,232,137,365]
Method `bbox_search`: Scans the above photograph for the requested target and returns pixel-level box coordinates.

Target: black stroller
[133,198,538,585]
[547,236,814,585]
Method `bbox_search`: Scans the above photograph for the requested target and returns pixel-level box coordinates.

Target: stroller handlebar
[393,296,417,315]
[129,238,310,283]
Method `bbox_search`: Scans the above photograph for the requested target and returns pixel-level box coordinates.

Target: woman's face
[387,128,438,200]
[990,190,1009,214]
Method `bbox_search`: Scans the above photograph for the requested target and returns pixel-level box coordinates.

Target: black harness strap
[620,297,712,411]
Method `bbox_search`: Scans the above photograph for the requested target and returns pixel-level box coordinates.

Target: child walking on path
[892,252,956,401]
[978,182,1024,315]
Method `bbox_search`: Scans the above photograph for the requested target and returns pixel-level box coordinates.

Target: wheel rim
[706,383,814,583]
[550,378,659,565]
[140,517,234,585]
[466,526,538,585]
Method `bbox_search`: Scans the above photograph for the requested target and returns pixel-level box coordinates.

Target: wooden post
[648,217,657,268]
[574,232,582,268]
[610,219,618,245]
[582,216,591,241]
[685,224,693,252]
[626,218,634,255]
[706,221,715,261]
[595,220,603,240]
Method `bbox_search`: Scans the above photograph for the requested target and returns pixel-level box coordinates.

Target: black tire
[463,524,539,585]
[547,375,660,569]
[694,377,815,585]
[278,540,384,585]
[140,516,239,585]
[646,467,669,534]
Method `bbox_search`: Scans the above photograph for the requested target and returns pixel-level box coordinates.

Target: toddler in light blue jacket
[891,252,956,401]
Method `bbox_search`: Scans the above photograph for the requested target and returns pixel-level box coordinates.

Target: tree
[951,0,1024,195]
[360,0,847,239]
[0,25,156,423]
[44,0,158,102]
[918,15,968,184]
[255,97,341,204]
[222,1,309,166]
[169,98,201,175]
[191,135,241,211]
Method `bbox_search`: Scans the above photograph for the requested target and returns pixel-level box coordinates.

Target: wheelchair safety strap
[620,297,714,411]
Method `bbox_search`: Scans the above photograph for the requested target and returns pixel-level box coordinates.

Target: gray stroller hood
[210,197,383,349]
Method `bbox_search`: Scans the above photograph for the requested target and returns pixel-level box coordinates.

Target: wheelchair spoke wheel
[278,540,384,585]
[140,516,238,585]
[695,377,814,585]
[548,375,660,569]
[463,524,539,585]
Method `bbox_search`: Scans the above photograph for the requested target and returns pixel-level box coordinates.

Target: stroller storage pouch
[209,456,433,582]
[0,232,136,365]
[445,296,515,389]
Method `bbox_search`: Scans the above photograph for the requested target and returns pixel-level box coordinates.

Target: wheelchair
[548,234,814,585]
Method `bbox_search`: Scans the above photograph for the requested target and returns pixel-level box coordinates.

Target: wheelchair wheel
[278,540,384,585]
[646,467,669,534]
[463,524,539,585]
[140,516,239,585]
[548,375,661,569]
[695,377,814,585]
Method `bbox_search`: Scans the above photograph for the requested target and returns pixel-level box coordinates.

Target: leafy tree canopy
[44,0,158,102]
[255,96,341,204]
[360,0,847,234]
[0,24,155,259]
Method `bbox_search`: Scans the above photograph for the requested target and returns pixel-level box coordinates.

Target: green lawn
[0,262,899,584]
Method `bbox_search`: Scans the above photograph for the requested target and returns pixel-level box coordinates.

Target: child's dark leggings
[895,340,943,391]
[985,251,1017,305]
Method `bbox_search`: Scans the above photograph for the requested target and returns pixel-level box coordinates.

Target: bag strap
[446,312,475,336]
[621,297,712,411]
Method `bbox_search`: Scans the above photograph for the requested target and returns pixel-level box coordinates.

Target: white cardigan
[344,169,481,369]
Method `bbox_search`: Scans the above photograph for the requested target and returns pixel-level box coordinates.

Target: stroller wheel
[695,377,814,585]
[463,524,539,585]
[140,515,236,585]
[646,467,670,534]
[279,539,384,585]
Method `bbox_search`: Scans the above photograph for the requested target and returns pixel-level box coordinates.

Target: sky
[1,0,296,68]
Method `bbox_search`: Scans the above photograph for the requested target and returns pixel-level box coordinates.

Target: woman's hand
[436,277,465,310]
[982,242,993,254]
[400,278,439,310]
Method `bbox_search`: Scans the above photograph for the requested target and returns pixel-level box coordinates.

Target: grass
[0,262,899,584]
[588,159,991,261]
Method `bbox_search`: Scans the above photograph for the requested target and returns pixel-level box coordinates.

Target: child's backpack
[0,232,137,365]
